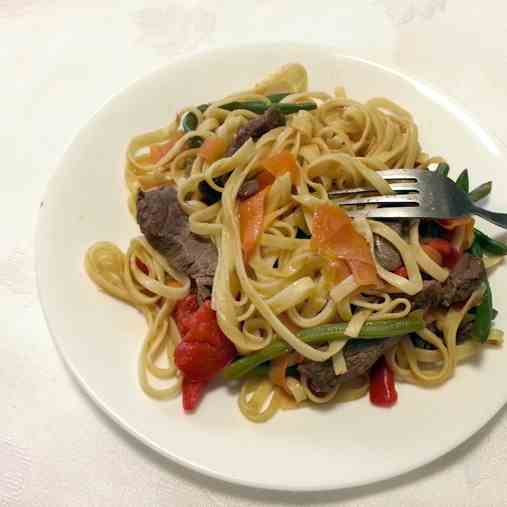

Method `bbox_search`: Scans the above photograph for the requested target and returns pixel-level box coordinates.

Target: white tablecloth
[3,1,507,505]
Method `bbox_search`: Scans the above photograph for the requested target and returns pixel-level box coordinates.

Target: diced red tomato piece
[173,298,237,411]
[174,295,199,336]
[182,378,207,412]
[369,357,398,407]
[175,341,232,382]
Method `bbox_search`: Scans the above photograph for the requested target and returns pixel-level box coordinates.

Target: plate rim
[35,42,507,491]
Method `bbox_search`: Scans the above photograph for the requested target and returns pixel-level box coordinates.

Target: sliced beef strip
[412,254,486,310]
[440,253,486,307]
[412,280,443,310]
[297,336,403,395]
[226,106,286,156]
[337,336,402,382]
[374,221,404,272]
[137,186,218,302]
[297,360,339,396]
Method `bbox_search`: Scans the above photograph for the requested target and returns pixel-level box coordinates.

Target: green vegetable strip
[222,315,425,381]
[275,102,317,113]
[180,111,204,147]
[469,238,483,257]
[469,240,494,343]
[267,92,290,103]
[474,228,507,256]
[220,100,270,114]
[219,100,317,115]
[455,168,469,192]
[181,112,198,132]
[474,284,493,343]
[469,181,492,202]
[249,364,271,377]
[435,163,450,177]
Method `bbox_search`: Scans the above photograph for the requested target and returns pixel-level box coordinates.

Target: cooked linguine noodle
[85,64,503,422]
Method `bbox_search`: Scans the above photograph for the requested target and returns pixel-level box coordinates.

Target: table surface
[3,1,507,505]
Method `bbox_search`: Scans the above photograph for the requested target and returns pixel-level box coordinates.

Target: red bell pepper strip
[369,357,398,407]
[182,378,207,412]
[423,239,461,269]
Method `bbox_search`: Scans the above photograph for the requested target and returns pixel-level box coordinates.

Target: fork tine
[375,169,422,181]
[335,194,420,206]
[346,206,428,219]
[328,183,419,197]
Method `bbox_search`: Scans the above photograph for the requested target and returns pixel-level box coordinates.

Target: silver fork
[328,169,507,229]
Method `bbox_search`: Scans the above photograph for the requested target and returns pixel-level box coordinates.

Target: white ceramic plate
[36,44,507,491]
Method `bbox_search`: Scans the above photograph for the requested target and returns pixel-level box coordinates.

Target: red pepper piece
[184,301,236,355]
[174,295,199,336]
[394,266,408,278]
[174,298,237,411]
[443,246,461,269]
[423,239,461,269]
[182,378,207,412]
[135,258,149,275]
[175,341,233,382]
[369,357,398,407]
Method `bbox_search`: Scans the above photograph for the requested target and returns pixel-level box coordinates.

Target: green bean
[469,240,493,343]
[267,92,290,103]
[249,364,271,377]
[222,314,425,381]
[220,101,271,114]
[181,112,198,132]
[275,102,317,113]
[474,228,507,256]
[435,163,450,177]
[469,237,483,257]
[473,283,493,343]
[219,100,317,115]
[195,96,288,113]
[455,168,469,192]
[248,364,298,378]
[469,181,492,202]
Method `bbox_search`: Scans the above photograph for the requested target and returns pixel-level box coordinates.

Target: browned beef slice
[374,221,404,272]
[412,280,443,309]
[411,254,485,309]
[297,336,403,395]
[337,336,402,382]
[226,107,286,156]
[297,360,338,395]
[440,254,486,307]
[136,186,218,301]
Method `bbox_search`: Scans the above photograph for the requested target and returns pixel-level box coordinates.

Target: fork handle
[471,205,507,229]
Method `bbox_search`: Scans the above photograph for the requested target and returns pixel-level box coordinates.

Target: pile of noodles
[85,64,502,422]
